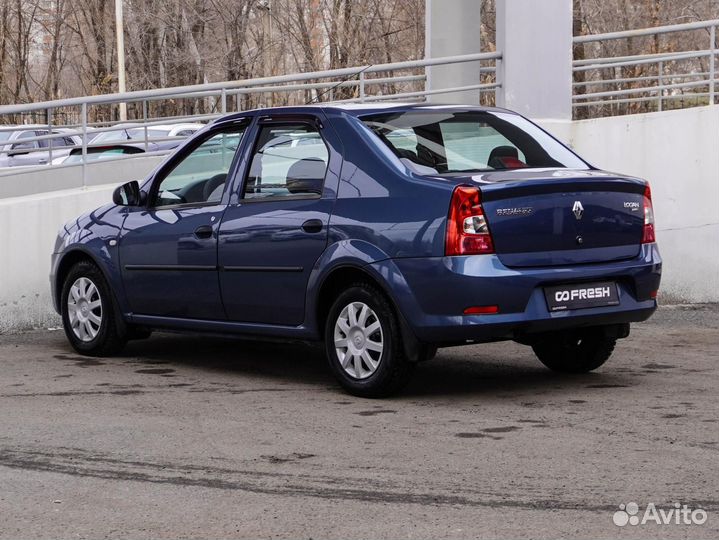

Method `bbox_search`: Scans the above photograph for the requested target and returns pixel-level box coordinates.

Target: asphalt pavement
[0,304,717,539]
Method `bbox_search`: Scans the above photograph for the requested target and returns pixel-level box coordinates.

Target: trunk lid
[461,169,647,267]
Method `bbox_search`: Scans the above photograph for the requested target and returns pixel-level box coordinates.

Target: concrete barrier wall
[540,105,719,303]
[0,155,165,199]
[0,156,167,332]
[0,106,717,332]
[0,185,116,332]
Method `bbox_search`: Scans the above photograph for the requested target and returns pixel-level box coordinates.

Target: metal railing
[573,19,718,117]
[0,52,501,185]
[3,17,719,182]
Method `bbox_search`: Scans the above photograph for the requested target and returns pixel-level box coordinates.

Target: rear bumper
[373,243,662,345]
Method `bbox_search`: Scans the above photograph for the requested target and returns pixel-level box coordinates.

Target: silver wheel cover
[334,301,384,379]
[67,277,103,342]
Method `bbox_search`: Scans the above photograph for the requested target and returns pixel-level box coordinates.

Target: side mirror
[112,180,142,206]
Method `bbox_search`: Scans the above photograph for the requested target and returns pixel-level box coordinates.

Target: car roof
[213,102,512,124]
[152,123,204,130]
[0,124,46,132]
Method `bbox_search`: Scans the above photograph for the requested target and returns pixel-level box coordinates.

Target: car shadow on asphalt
[403,355,619,398]
[120,332,334,383]
[109,332,628,399]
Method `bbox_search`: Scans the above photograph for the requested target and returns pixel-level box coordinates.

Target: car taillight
[445,185,495,256]
[641,183,656,244]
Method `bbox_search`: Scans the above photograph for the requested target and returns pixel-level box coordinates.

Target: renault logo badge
[572,200,584,220]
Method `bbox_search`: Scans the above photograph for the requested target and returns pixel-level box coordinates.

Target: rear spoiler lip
[475,175,647,202]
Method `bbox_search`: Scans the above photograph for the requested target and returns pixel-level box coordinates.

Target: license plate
[544,281,620,312]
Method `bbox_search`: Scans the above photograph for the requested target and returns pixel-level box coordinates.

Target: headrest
[286,158,326,195]
[488,146,527,169]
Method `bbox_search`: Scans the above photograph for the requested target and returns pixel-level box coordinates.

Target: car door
[218,115,339,326]
[119,123,248,320]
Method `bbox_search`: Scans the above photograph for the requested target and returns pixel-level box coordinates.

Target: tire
[531,327,616,373]
[61,260,127,356]
[324,282,414,398]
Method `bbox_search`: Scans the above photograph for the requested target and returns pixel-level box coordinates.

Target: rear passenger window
[36,130,50,148]
[49,134,76,148]
[243,123,328,200]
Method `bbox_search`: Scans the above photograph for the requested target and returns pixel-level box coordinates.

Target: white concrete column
[425,0,482,104]
[496,0,573,120]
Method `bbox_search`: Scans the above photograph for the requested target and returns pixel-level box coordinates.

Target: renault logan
[51,104,662,397]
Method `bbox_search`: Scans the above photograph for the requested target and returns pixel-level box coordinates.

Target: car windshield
[362,110,589,174]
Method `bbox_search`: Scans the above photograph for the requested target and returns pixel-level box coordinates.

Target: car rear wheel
[61,261,127,356]
[531,328,616,373]
[325,283,414,397]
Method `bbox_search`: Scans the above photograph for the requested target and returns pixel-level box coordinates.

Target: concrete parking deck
[0,305,717,539]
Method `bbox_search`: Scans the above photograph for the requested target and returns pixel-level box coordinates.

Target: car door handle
[301,219,323,233]
[194,225,213,239]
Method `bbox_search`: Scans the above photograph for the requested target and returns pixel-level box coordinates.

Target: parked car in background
[58,144,146,165]
[51,104,661,397]
[51,123,204,165]
[90,123,203,146]
[0,126,82,167]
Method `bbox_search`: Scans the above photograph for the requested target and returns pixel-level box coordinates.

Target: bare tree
[2,0,717,120]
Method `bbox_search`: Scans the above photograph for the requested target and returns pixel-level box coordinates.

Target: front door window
[155,128,246,207]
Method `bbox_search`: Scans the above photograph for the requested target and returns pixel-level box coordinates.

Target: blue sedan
[51,103,661,397]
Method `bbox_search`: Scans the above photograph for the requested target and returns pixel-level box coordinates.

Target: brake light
[641,183,656,244]
[446,185,495,256]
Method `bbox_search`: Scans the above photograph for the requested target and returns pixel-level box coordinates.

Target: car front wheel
[325,283,414,397]
[61,261,127,356]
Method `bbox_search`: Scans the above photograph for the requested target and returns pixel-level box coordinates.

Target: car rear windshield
[361,111,589,174]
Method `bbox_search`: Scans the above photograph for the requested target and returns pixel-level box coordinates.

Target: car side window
[154,127,246,207]
[243,123,328,200]
[12,131,39,150]
[36,130,51,148]
[50,133,77,148]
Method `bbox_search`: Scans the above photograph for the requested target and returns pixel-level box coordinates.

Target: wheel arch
[55,249,98,306]
[315,264,386,335]
[314,262,429,362]
[54,246,128,321]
